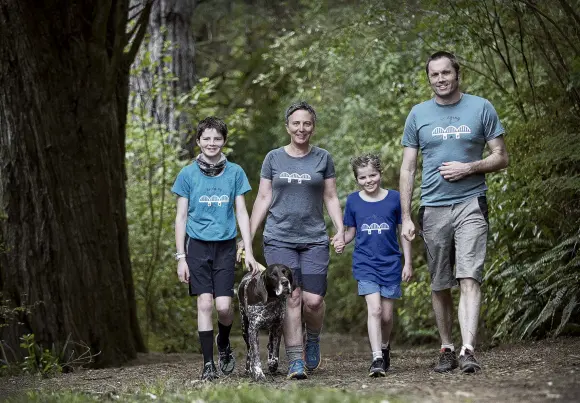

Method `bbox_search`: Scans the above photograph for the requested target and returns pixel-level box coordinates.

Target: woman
[242,101,344,379]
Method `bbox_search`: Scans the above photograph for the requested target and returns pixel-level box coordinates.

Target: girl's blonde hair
[350,153,383,179]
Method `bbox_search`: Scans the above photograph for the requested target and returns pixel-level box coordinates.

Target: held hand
[244,253,261,276]
[330,231,345,254]
[236,240,245,263]
[177,259,189,284]
[402,264,413,282]
[438,161,472,182]
[402,218,416,242]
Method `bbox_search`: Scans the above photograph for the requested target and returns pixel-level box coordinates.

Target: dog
[238,263,293,381]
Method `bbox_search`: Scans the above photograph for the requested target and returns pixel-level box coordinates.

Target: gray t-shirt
[261,146,336,243]
[402,94,505,206]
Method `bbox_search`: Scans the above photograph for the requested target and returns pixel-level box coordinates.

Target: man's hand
[401,218,416,241]
[330,231,345,254]
[402,264,413,282]
[177,259,189,284]
[438,161,472,182]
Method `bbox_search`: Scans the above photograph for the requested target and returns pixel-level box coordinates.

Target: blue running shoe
[287,359,308,380]
[304,338,321,373]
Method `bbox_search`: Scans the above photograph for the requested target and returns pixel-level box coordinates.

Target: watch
[174,252,186,261]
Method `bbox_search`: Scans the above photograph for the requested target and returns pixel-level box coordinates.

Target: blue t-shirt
[171,161,251,241]
[343,190,402,286]
[402,94,505,206]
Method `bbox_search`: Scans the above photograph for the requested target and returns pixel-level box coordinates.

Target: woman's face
[196,128,225,160]
[356,165,381,194]
[286,109,314,146]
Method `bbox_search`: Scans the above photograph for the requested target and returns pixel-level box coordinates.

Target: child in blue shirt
[172,117,259,381]
[341,154,413,377]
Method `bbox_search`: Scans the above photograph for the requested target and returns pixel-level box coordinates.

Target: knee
[460,278,480,294]
[368,304,382,319]
[197,296,213,316]
[215,302,232,318]
[303,295,324,312]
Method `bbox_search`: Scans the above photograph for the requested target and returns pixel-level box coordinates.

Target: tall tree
[0,0,153,366]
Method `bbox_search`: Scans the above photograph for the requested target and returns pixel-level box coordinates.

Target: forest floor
[1,334,579,402]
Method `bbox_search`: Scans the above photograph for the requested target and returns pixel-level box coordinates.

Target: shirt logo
[432,125,471,140]
[199,195,230,206]
[279,172,311,184]
[361,223,390,234]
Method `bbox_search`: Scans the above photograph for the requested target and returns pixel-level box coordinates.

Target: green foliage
[18,334,62,376]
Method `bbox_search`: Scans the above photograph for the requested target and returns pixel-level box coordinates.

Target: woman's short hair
[196,116,228,141]
[285,101,317,125]
[350,153,383,178]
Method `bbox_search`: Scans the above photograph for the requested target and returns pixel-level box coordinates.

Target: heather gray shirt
[261,146,336,243]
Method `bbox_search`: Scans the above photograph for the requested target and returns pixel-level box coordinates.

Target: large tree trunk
[0,0,150,367]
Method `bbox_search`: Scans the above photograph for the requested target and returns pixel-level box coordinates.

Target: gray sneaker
[434,348,458,372]
[459,349,481,373]
[216,335,235,375]
[201,361,219,381]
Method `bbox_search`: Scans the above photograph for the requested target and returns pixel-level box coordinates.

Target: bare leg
[432,289,454,345]
[303,291,325,333]
[197,293,214,331]
[283,287,303,349]
[458,278,481,349]
[215,296,233,326]
[365,293,382,353]
[380,298,395,345]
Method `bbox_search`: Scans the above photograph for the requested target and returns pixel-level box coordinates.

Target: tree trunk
[0,0,150,367]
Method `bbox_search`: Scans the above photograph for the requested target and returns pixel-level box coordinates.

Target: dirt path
[1,335,579,402]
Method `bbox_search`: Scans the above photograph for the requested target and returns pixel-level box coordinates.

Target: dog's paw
[267,358,279,373]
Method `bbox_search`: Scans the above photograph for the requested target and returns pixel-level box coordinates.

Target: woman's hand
[402,264,413,282]
[331,231,345,254]
[177,259,189,284]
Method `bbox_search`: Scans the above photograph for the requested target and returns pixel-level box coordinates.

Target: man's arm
[399,146,418,241]
[438,136,509,181]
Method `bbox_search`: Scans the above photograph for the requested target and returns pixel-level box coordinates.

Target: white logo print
[199,195,229,206]
[279,172,312,184]
[361,223,390,234]
[432,125,471,140]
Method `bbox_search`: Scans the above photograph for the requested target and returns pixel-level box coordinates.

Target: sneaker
[382,345,390,371]
[434,348,458,373]
[459,349,481,373]
[200,361,219,381]
[369,358,386,377]
[287,358,308,380]
[304,338,321,373]
[215,335,235,375]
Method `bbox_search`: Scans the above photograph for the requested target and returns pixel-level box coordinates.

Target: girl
[341,154,412,377]
[172,116,259,381]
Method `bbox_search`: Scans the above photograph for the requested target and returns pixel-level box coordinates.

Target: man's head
[425,51,461,103]
[196,116,228,141]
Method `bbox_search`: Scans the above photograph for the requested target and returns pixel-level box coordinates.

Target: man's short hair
[196,116,228,141]
[425,51,460,77]
[285,101,317,126]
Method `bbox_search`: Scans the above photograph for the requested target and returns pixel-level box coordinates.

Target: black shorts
[185,237,236,297]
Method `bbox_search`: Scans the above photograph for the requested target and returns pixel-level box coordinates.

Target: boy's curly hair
[350,153,383,179]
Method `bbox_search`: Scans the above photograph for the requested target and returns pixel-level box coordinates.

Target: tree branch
[125,0,155,66]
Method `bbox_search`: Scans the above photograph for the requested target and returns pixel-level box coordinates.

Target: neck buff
[196,153,227,177]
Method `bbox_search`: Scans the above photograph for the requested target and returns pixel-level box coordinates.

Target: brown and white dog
[238,263,293,381]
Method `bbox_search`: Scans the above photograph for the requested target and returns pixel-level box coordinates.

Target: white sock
[372,351,383,361]
[441,343,455,351]
[381,342,389,350]
[460,344,474,356]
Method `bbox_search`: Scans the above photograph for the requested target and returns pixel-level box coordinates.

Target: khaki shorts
[418,196,488,291]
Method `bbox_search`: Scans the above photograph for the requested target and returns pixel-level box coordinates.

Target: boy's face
[197,128,225,160]
[356,165,381,194]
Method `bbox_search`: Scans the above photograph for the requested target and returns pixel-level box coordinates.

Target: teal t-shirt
[402,94,505,206]
[171,161,251,241]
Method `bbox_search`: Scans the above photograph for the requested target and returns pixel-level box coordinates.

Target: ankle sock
[286,344,303,362]
[441,343,455,352]
[460,344,474,356]
[199,330,214,364]
[217,321,232,349]
[372,351,383,361]
[306,326,321,342]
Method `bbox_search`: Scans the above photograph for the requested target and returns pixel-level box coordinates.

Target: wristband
[174,252,186,261]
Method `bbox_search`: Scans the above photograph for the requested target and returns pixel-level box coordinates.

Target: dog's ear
[257,271,269,304]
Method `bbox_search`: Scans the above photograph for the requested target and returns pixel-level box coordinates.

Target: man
[399,51,509,373]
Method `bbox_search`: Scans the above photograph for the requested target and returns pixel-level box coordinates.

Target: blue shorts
[358,280,401,299]
[263,236,329,297]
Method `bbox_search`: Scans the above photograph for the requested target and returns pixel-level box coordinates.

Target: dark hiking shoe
[382,345,391,371]
[201,361,219,381]
[369,358,386,377]
[459,349,481,373]
[216,335,235,375]
[304,338,321,373]
[434,348,458,373]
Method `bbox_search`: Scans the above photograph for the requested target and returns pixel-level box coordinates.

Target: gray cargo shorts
[418,196,488,291]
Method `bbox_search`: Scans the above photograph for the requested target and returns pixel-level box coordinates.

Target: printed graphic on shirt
[198,195,230,206]
[279,172,312,184]
[361,222,390,234]
[432,124,471,140]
